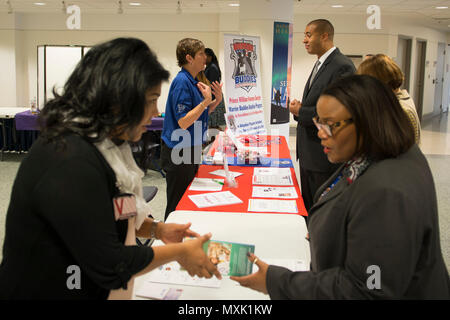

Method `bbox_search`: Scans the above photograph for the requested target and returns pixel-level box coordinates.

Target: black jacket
[0,135,154,299]
[267,145,450,299]
[294,48,355,172]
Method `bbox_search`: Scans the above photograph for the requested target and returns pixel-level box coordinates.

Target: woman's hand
[197,82,212,105]
[177,233,222,279]
[230,253,269,295]
[157,222,200,244]
[211,81,223,104]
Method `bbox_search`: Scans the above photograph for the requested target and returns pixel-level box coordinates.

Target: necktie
[309,60,321,89]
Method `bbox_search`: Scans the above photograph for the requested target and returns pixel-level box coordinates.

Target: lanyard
[319,173,343,200]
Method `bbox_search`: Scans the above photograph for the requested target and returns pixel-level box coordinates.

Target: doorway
[433,42,446,115]
[396,36,412,91]
[414,40,426,121]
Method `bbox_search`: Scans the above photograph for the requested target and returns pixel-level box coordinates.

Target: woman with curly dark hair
[0,37,220,300]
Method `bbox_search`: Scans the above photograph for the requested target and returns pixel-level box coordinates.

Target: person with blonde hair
[357,53,421,144]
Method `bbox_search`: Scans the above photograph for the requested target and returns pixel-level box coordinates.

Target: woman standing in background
[205,48,226,130]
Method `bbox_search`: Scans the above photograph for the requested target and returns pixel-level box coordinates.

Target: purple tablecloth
[15,111,164,132]
[146,117,164,131]
[15,110,39,131]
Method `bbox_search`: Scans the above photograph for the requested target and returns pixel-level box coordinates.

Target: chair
[130,131,165,177]
[136,186,158,247]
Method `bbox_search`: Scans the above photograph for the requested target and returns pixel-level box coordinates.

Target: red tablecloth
[207,134,292,160]
[176,165,307,216]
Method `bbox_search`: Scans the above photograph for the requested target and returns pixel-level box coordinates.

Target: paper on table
[188,191,243,208]
[147,261,221,288]
[253,167,292,175]
[135,282,183,300]
[252,186,298,199]
[252,174,293,186]
[209,169,243,179]
[248,199,298,213]
[252,258,309,273]
[189,177,224,191]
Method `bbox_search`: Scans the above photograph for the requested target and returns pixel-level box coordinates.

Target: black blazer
[266,145,450,299]
[294,48,355,172]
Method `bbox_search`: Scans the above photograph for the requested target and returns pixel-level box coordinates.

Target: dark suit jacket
[266,145,450,299]
[294,48,355,172]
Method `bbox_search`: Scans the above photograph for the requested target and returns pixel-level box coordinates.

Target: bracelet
[149,220,161,239]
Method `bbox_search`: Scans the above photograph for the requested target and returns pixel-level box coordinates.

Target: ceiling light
[229,3,240,6]
[436,6,448,9]
[331,5,343,8]
[129,2,141,5]
[34,2,47,5]
[176,1,182,14]
[118,0,123,14]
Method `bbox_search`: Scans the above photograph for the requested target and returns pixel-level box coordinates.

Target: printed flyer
[203,240,255,276]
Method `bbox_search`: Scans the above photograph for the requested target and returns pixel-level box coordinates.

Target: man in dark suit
[290,19,355,211]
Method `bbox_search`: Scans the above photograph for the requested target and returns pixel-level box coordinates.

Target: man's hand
[289,99,302,116]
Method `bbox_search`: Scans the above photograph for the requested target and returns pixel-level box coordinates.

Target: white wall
[0,12,18,107]
[1,12,222,109]
[0,11,449,120]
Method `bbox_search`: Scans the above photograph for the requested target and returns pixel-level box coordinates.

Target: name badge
[113,193,137,221]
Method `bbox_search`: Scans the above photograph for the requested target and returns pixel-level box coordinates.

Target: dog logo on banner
[230,39,257,92]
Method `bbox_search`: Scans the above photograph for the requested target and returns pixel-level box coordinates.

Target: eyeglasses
[312,116,353,137]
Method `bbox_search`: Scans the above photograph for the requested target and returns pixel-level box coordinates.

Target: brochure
[248,199,298,213]
[203,240,255,276]
[252,186,298,199]
[252,174,293,186]
[188,191,243,208]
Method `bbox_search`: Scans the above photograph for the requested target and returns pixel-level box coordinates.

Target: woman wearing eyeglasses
[232,75,450,299]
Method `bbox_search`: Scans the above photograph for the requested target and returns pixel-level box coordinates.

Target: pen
[212,179,224,185]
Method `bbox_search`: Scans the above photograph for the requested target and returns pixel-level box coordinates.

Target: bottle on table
[30,97,37,114]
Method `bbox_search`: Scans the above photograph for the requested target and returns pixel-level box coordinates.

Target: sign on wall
[223,34,266,135]
[270,22,293,125]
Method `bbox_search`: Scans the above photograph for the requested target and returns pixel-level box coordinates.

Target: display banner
[223,34,266,135]
[270,22,293,124]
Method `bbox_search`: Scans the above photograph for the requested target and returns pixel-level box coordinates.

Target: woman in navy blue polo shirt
[161,38,223,220]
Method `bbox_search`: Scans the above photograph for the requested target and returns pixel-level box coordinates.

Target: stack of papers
[188,191,243,208]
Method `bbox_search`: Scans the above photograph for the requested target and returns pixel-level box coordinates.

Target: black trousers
[161,141,200,221]
[299,166,335,213]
